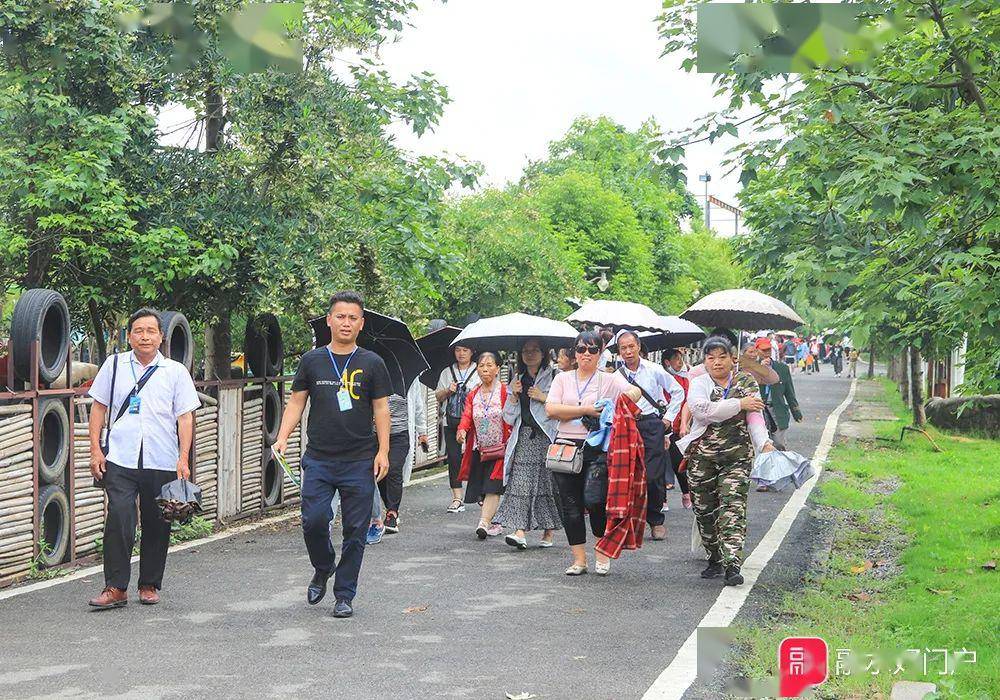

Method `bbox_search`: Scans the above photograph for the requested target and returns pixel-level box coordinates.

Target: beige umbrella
[680,288,804,331]
[566,300,669,332]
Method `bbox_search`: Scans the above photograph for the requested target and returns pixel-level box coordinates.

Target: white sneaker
[505,534,528,550]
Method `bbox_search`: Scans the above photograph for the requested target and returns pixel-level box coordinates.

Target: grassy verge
[734,379,999,699]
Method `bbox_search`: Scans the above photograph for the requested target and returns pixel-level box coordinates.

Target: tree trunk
[87,299,108,364]
[866,344,875,379]
[898,350,910,405]
[204,301,232,381]
[909,345,926,427]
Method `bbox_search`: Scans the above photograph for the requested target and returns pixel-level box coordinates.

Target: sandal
[564,564,588,576]
[446,498,465,513]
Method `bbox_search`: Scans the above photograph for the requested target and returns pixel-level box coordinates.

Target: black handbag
[763,405,779,434]
[445,365,472,428]
[583,451,608,508]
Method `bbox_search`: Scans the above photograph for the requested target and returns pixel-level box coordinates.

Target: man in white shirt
[87,309,201,609]
[614,330,685,540]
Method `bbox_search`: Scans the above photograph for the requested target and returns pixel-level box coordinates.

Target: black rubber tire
[244,314,283,377]
[37,484,70,567]
[37,399,70,485]
[11,289,70,384]
[262,454,281,507]
[159,311,194,373]
[261,383,282,446]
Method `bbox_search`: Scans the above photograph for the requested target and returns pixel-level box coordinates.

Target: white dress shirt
[89,351,201,472]
[617,358,685,422]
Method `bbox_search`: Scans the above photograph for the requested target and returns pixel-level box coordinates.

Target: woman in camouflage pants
[677,336,775,586]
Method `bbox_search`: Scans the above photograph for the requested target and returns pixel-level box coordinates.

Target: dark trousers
[668,441,690,494]
[378,432,410,514]
[554,445,607,546]
[300,454,375,602]
[637,415,668,526]
[443,421,463,489]
[102,461,174,591]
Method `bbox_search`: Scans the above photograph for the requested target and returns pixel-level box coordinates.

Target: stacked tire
[244,314,284,377]
[11,289,70,385]
[159,311,194,374]
[9,289,73,570]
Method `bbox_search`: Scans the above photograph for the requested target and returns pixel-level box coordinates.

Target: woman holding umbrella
[435,344,481,513]
[677,336,775,587]
[456,352,510,539]
[494,340,562,549]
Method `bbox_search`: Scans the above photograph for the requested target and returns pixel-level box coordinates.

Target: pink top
[546,369,630,440]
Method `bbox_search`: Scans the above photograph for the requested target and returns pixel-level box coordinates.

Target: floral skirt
[494,425,563,531]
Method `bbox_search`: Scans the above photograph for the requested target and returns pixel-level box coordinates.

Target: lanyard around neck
[130,353,158,385]
[721,371,735,399]
[327,346,358,382]
[478,384,497,410]
[574,369,598,405]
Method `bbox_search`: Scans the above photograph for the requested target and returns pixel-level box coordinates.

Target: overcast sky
[159,1,749,233]
[379,0,747,234]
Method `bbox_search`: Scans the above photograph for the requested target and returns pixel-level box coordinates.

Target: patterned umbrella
[680,288,804,331]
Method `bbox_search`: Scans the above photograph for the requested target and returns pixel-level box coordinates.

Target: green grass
[734,379,999,699]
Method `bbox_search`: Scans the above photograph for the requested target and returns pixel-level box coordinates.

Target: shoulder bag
[446,365,472,428]
[95,356,159,488]
[545,439,583,474]
[618,367,668,418]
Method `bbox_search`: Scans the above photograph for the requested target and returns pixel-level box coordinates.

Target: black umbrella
[309,311,429,396]
[416,325,462,389]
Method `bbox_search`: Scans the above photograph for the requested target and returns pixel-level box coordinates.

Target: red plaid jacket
[596,394,647,559]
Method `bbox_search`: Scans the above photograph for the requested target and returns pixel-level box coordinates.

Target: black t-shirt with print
[292,346,392,462]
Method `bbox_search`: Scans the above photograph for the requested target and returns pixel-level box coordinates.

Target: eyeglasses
[575,345,601,355]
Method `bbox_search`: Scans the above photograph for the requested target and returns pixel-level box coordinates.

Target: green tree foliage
[1,0,474,370]
[660,0,1000,399]
[432,116,743,322]
[530,171,657,304]
[432,190,585,321]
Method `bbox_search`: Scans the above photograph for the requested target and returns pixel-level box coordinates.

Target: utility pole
[698,172,711,228]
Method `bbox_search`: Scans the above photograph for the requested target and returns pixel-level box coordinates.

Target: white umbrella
[680,288,804,331]
[609,316,706,351]
[775,329,797,338]
[566,300,668,332]
[450,312,578,351]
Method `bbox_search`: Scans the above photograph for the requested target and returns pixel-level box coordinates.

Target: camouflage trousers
[687,453,751,567]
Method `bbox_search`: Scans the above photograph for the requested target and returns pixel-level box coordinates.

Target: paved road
[0,371,852,700]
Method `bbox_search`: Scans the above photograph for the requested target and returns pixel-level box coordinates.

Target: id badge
[337,388,353,412]
[128,395,142,414]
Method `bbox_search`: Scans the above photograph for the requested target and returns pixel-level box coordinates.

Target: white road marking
[0,464,450,601]
[642,379,857,700]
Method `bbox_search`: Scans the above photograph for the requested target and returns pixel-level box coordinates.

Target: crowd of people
[83,291,821,619]
[428,321,810,587]
[776,333,857,378]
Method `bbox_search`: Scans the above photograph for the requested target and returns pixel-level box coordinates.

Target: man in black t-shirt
[275,290,391,619]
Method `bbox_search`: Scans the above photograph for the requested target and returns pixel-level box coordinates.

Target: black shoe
[332,599,353,618]
[307,569,332,605]
[700,561,723,579]
[384,512,399,534]
[724,565,744,586]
